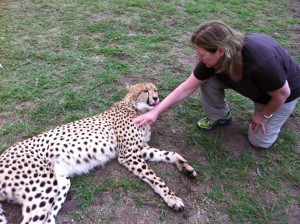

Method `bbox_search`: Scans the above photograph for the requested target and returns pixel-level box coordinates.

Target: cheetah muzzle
[0,83,197,224]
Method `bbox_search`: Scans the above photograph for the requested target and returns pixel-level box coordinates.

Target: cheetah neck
[133,102,154,113]
[115,100,150,114]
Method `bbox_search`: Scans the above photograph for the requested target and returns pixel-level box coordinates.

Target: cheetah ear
[125,83,132,90]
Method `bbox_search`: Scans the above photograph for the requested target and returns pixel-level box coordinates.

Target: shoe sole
[197,117,232,131]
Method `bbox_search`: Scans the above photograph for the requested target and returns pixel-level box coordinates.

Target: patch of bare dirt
[287,0,300,58]
[0,117,5,127]
[90,13,109,22]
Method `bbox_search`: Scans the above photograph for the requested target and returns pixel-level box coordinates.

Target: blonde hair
[191,20,244,79]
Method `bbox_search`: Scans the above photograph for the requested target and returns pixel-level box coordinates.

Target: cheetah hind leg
[0,204,7,224]
[45,174,71,224]
[20,199,54,224]
[140,145,197,177]
[19,167,59,224]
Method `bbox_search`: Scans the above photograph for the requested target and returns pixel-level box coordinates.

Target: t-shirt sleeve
[193,61,215,80]
[255,56,287,92]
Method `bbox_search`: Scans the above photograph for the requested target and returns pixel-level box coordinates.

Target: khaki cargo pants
[200,75,299,149]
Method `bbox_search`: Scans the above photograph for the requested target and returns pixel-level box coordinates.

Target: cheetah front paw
[165,195,185,212]
[176,160,197,178]
[181,162,197,178]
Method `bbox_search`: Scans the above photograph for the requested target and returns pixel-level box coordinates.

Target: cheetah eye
[143,90,149,93]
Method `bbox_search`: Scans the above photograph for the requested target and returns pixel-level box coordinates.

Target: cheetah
[0,83,197,224]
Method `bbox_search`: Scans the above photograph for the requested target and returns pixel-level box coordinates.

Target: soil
[1,1,300,223]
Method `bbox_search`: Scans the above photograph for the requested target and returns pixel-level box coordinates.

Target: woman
[134,20,300,149]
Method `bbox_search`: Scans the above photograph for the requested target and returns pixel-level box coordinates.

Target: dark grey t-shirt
[193,33,300,104]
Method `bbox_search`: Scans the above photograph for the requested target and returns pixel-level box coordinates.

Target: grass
[71,176,147,208]
[0,0,299,223]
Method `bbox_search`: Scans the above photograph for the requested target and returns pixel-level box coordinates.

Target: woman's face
[195,45,224,68]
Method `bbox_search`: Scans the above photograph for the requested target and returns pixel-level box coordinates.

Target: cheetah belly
[45,124,118,177]
[53,138,118,176]
[54,148,117,177]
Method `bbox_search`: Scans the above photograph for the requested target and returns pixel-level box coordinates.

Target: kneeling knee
[248,127,277,149]
[248,136,274,149]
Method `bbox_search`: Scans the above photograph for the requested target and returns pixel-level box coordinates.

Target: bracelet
[263,113,273,119]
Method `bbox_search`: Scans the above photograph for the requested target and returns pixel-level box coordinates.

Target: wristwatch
[263,113,273,119]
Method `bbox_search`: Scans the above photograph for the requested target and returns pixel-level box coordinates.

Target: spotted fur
[0,83,196,224]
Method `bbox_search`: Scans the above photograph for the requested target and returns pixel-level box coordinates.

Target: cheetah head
[125,83,159,113]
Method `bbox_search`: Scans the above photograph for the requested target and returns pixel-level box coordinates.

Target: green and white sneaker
[197,111,232,130]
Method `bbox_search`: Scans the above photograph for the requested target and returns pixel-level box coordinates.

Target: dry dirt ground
[2,1,300,223]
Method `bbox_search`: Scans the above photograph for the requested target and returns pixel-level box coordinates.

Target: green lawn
[0,0,299,223]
